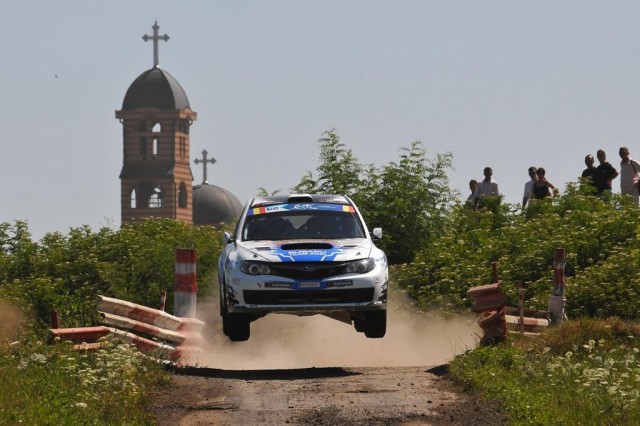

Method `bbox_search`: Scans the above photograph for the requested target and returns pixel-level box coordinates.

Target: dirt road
[149,293,505,425]
[150,364,505,425]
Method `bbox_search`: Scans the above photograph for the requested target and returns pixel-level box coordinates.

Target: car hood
[236,239,373,262]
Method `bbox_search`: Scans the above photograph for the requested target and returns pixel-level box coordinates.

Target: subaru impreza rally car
[218,194,388,341]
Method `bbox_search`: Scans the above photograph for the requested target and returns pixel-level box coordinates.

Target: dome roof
[192,183,243,225]
[121,67,190,111]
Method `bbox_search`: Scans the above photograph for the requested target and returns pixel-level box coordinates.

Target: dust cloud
[0,299,26,342]
[192,295,480,370]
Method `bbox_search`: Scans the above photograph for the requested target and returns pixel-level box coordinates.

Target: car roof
[249,194,351,208]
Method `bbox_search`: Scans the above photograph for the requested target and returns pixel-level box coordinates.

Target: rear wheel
[227,313,251,341]
[353,317,366,332]
[363,310,387,338]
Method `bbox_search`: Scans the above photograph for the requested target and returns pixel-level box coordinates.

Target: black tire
[227,313,251,341]
[353,317,366,333]
[363,310,387,338]
[219,281,229,336]
[221,310,230,336]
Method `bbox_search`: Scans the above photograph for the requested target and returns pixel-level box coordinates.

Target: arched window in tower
[180,137,185,160]
[130,188,137,208]
[152,122,161,133]
[149,185,163,208]
[178,183,187,208]
[152,138,158,158]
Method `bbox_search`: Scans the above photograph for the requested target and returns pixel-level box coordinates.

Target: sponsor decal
[327,281,353,288]
[265,282,292,288]
[299,282,321,288]
[247,203,355,215]
[274,247,344,262]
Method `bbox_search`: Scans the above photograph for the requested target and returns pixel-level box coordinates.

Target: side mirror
[222,231,234,244]
[371,228,382,239]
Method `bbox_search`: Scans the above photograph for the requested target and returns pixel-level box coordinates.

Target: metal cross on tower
[194,150,216,184]
[142,21,169,68]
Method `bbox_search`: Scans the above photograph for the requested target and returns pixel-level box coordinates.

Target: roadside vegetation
[450,318,640,425]
[3,131,640,424]
[0,219,224,424]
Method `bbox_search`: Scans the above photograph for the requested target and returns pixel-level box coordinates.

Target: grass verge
[0,332,170,425]
[449,318,640,425]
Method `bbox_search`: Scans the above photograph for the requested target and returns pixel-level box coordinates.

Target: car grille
[266,262,347,280]
[243,288,374,305]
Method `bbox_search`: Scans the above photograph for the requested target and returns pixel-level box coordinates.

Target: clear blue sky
[2,1,640,239]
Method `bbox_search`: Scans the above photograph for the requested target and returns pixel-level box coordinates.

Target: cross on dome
[194,149,216,184]
[142,21,169,68]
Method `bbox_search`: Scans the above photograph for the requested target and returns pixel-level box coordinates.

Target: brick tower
[116,22,196,224]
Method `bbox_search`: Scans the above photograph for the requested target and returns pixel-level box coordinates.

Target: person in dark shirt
[594,149,619,196]
[581,154,597,193]
[532,167,557,199]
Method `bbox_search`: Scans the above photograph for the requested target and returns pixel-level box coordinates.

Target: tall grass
[0,332,169,425]
[449,318,640,425]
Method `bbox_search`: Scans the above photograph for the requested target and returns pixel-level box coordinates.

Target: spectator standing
[581,154,597,192]
[594,149,619,196]
[531,167,557,200]
[473,167,500,209]
[466,179,478,206]
[618,146,640,206]
[522,166,537,208]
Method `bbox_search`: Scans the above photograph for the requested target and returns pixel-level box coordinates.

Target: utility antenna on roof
[142,21,169,68]
[194,149,216,184]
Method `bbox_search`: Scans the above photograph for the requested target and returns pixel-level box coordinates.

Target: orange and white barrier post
[518,280,524,334]
[175,248,197,318]
[548,248,566,325]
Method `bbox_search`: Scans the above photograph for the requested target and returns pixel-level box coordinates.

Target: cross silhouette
[194,150,216,184]
[142,21,169,68]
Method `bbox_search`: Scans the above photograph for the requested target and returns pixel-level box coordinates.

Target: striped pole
[175,248,197,318]
[518,281,524,334]
[548,248,566,325]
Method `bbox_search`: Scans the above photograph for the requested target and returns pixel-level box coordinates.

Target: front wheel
[363,310,386,338]
[227,313,251,341]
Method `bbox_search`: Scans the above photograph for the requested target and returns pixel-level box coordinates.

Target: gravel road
[149,293,506,425]
[150,364,505,425]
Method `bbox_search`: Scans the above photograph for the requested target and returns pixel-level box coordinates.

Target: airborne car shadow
[170,366,362,381]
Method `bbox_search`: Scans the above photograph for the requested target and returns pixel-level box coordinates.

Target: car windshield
[242,205,365,241]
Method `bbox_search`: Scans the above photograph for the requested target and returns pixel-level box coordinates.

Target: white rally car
[218,194,388,341]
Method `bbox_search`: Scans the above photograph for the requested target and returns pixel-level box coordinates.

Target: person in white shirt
[522,166,537,209]
[473,167,500,209]
[618,146,640,206]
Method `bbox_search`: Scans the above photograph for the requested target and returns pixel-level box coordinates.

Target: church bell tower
[116,22,196,224]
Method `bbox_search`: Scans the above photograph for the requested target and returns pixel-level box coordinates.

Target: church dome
[121,67,190,111]
[192,183,243,225]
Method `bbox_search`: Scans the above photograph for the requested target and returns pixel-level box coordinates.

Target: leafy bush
[0,219,225,328]
[397,186,640,319]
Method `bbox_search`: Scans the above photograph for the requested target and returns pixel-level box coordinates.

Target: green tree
[358,142,455,263]
[293,130,366,197]
[294,131,455,264]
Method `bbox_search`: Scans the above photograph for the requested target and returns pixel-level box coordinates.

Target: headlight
[240,261,271,275]
[345,258,375,274]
